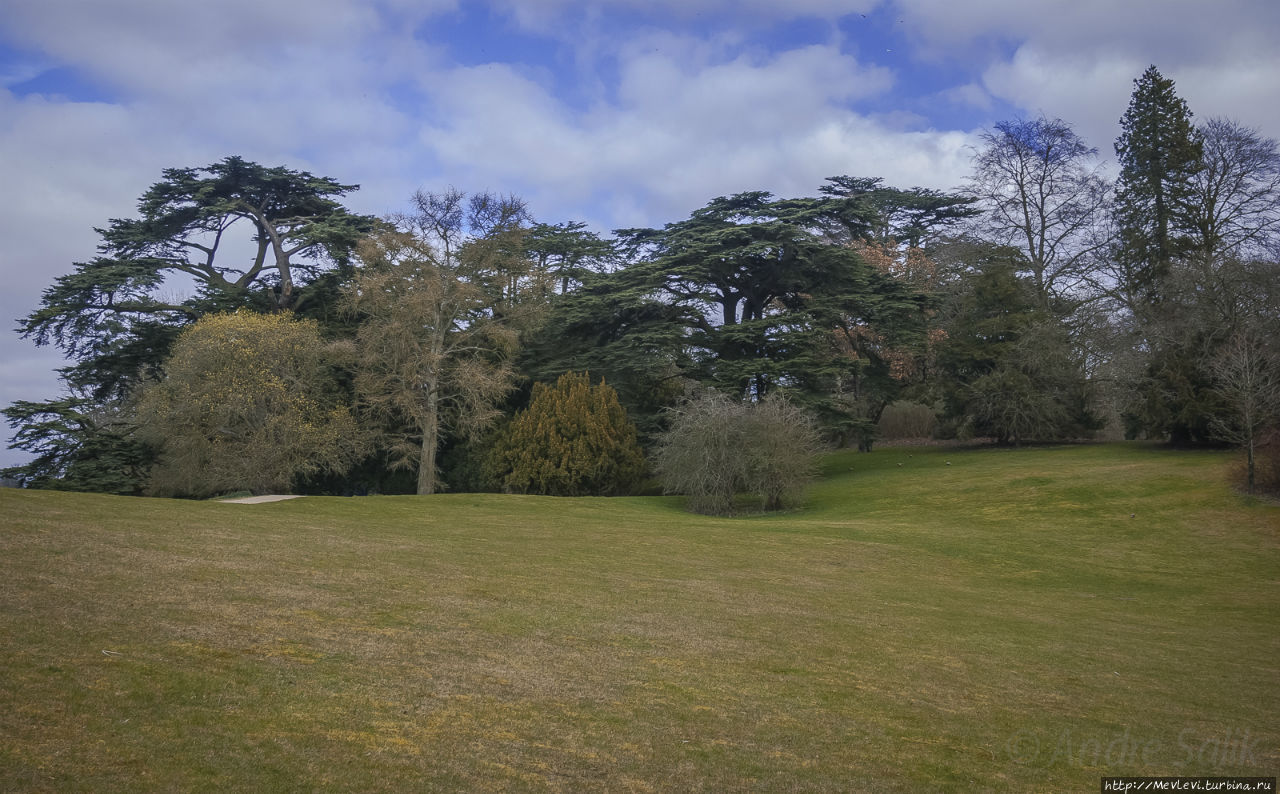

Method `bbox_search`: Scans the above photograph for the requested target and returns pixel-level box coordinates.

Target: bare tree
[1188,117,1280,260]
[967,116,1112,308]
[1209,331,1280,494]
[343,189,526,494]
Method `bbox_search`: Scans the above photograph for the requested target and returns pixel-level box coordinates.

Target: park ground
[1,443,1277,791]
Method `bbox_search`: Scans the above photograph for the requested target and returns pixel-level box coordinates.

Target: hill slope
[2,444,1277,791]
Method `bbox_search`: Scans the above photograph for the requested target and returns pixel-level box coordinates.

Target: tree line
[6,65,1279,507]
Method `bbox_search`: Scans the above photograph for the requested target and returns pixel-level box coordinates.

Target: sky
[1,0,1278,468]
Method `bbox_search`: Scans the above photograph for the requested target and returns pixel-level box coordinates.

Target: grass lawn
[1,443,1277,791]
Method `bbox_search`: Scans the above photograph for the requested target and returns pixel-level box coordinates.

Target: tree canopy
[22,157,378,399]
[135,310,363,497]
[342,189,524,495]
[7,69,1280,500]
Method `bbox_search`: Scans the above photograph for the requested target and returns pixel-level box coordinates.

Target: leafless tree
[343,189,526,494]
[1188,118,1280,260]
[654,392,822,515]
[1209,330,1280,494]
[967,116,1112,308]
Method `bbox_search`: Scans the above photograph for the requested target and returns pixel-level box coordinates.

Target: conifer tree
[1113,65,1203,307]
[491,371,645,496]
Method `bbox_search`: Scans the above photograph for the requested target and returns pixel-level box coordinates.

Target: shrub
[878,401,937,440]
[654,392,822,515]
[490,372,645,496]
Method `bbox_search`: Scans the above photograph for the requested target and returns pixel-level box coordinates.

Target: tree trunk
[417,385,439,495]
[1247,436,1256,495]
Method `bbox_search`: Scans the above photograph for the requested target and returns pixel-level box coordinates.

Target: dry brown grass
[2,443,1277,791]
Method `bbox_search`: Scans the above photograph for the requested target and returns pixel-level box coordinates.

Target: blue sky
[1,0,1278,468]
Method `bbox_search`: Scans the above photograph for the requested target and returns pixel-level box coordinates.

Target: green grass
[1,443,1277,791]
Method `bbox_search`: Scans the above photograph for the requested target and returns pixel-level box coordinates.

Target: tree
[965,322,1094,445]
[525,184,950,447]
[1115,109,1280,444]
[817,175,979,249]
[1113,65,1203,308]
[967,116,1112,309]
[343,189,524,495]
[6,157,376,492]
[489,371,645,496]
[654,392,821,515]
[1187,117,1280,260]
[1,397,151,493]
[134,310,363,498]
[624,190,930,429]
[524,222,618,296]
[21,156,378,399]
[1209,331,1280,494]
[933,247,1097,443]
[1121,251,1279,444]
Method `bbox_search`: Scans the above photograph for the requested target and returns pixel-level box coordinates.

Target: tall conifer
[1113,65,1202,306]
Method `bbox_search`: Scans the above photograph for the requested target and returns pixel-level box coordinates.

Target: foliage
[654,392,822,515]
[967,334,1095,445]
[343,189,523,495]
[877,400,937,440]
[1124,254,1280,444]
[934,250,1098,443]
[816,175,980,248]
[1113,65,1203,308]
[524,221,619,296]
[21,156,377,401]
[0,397,152,493]
[489,371,645,496]
[134,310,363,497]
[5,156,375,493]
[535,187,933,443]
[1249,428,1280,496]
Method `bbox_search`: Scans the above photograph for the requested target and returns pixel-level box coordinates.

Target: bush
[878,401,937,440]
[654,392,822,515]
[489,372,645,496]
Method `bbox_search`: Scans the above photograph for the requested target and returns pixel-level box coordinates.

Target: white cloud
[416,40,966,229]
[934,82,994,113]
[884,0,1280,162]
[980,48,1142,154]
[896,0,1278,63]
[493,0,879,33]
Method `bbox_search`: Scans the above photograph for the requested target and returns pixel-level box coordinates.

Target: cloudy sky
[1,0,1277,467]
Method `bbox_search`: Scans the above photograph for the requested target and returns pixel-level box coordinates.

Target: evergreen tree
[528,187,933,443]
[1113,65,1203,308]
[490,372,645,496]
[7,157,376,492]
[1,397,152,493]
[933,245,1098,443]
